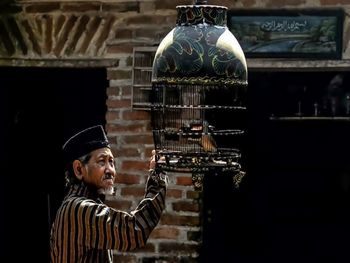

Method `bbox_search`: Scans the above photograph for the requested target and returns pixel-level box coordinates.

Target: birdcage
[151,0,248,188]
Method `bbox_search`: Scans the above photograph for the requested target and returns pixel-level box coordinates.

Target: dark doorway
[0,67,108,261]
[200,71,350,263]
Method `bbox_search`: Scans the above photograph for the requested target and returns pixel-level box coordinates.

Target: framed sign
[228,9,344,59]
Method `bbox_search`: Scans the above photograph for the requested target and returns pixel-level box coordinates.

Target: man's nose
[105,162,116,174]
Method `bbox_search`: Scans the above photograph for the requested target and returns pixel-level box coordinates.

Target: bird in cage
[199,120,217,152]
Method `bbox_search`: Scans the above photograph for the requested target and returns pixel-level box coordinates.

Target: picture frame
[228,9,344,59]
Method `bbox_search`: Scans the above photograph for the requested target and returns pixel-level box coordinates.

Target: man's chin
[97,186,114,196]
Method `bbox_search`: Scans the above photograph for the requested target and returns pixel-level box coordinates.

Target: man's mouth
[103,175,114,186]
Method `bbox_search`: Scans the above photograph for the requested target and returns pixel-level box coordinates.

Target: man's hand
[149,150,157,170]
[147,150,168,192]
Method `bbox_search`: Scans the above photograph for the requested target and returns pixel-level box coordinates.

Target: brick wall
[1,0,350,262]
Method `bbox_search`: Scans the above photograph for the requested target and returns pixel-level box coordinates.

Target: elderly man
[50,125,166,262]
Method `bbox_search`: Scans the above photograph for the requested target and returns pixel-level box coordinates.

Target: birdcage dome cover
[152,4,248,86]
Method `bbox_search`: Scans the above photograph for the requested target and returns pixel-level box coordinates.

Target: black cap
[62,125,110,165]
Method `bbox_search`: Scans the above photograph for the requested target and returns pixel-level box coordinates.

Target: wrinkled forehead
[90,147,115,158]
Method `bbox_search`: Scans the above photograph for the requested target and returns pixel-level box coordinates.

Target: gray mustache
[103,174,114,180]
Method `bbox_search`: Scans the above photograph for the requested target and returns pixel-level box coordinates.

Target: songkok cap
[62,125,110,164]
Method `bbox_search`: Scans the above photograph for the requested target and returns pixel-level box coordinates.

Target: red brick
[107,123,145,133]
[121,186,145,197]
[106,86,120,96]
[145,121,152,132]
[161,214,200,227]
[176,176,193,186]
[115,148,140,158]
[115,28,133,39]
[107,98,131,109]
[106,86,132,97]
[134,242,155,253]
[107,69,132,80]
[122,110,150,120]
[150,227,180,239]
[166,189,183,199]
[106,111,120,122]
[121,160,149,170]
[115,173,140,184]
[158,242,198,254]
[172,201,199,212]
[106,44,133,54]
[186,190,201,199]
[120,86,132,96]
[123,134,153,145]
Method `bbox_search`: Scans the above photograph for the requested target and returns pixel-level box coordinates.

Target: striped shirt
[50,175,166,263]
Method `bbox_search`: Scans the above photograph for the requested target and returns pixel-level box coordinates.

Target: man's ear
[73,160,84,180]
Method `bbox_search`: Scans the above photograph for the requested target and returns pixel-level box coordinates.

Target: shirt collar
[65,181,105,202]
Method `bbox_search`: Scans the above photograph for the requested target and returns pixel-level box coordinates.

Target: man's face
[81,147,116,193]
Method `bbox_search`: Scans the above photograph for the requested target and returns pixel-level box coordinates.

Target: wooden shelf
[247,59,350,71]
[133,84,152,88]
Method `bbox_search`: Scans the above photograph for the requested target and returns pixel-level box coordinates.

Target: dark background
[200,71,350,263]
[0,67,108,261]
